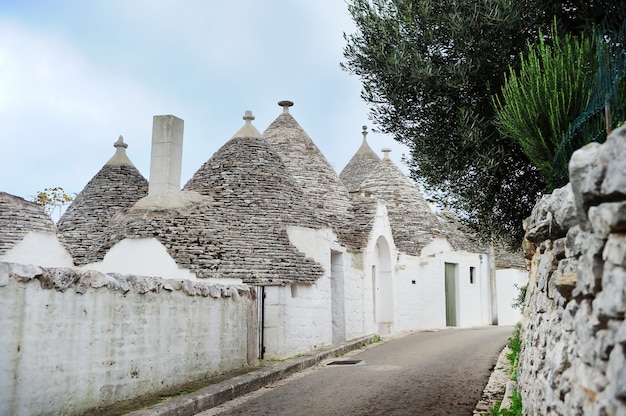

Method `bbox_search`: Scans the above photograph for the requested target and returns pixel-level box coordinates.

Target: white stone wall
[495,268,527,326]
[396,237,493,330]
[284,203,502,352]
[82,237,207,282]
[361,204,397,334]
[519,126,626,415]
[343,251,369,339]
[0,262,256,416]
[0,231,74,268]
[392,251,447,331]
[263,282,332,359]
[263,226,337,357]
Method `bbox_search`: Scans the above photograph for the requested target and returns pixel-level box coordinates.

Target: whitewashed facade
[0,102,526,414]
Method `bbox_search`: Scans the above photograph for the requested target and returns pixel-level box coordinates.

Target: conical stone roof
[339,126,381,192]
[185,131,325,283]
[358,150,440,256]
[185,111,322,229]
[57,137,148,265]
[438,209,525,267]
[437,209,483,253]
[92,113,324,284]
[263,101,356,247]
[344,193,380,250]
[0,192,56,256]
[162,111,323,284]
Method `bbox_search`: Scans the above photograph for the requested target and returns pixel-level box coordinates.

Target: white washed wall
[264,281,332,359]
[343,251,369,339]
[496,268,527,325]
[392,253,442,330]
[284,204,499,350]
[360,203,397,334]
[455,251,489,327]
[0,231,74,267]
[82,237,207,282]
[0,264,255,416]
[263,227,336,358]
[398,237,492,330]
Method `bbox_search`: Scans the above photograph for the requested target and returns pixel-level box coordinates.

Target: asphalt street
[197,326,513,416]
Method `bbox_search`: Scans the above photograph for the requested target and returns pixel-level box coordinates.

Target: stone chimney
[381,148,392,160]
[149,115,184,196]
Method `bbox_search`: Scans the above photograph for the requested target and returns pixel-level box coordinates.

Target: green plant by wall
[506,323,522,381]
[489,323,523,415]
[491,390,523,416]
[494,18,626,190]
[493,24,597,190]
[512,283,528,311]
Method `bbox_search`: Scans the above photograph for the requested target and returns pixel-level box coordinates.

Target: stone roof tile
[263,102,357,248]
[0,192,56,256]
[344,194,379,249]
[57,139,148,265]
[437,210,484,253]
[339,126,381,192]
[183,132,325,284]
[151,128,325,284]
[358,155,440,256]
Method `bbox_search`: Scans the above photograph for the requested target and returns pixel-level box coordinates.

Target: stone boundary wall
[0,262,257,416]
[519,126,626,415]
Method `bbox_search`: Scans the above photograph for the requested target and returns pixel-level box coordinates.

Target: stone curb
[126,335,378,416]
[500,380,518,410]
[474,345,512,414]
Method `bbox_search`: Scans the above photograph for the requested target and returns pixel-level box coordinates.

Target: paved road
[199,326,513,416]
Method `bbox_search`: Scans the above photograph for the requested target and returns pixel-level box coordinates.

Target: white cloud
[0,21,165,198]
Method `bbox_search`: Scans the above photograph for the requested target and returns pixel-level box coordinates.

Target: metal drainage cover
[327,360,363,366]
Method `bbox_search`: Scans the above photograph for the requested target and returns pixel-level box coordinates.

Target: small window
[469,267,476,284]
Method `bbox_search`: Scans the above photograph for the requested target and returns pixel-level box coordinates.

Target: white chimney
[149,115,184,196]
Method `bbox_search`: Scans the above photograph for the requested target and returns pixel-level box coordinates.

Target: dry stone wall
[519,126,626,415]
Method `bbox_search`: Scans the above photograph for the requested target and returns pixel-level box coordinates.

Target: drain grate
[327,360,363,365]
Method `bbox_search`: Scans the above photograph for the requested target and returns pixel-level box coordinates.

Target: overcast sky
[0,0,409,202]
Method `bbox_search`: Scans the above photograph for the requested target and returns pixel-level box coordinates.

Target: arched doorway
[372,236,393,334]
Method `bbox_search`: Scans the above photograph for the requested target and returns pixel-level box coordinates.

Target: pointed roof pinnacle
[232,110,262,138]
[243,110,255,123]
[337,125,381,192]
[278,100,294,114]
[106,135,134,166]
[114,135,128,149]
[382,148,392,160]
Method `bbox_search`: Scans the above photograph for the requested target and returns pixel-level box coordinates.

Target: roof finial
[232,110,262,139]
[278,100,294,114]
[361,126,368,143]
[106,135,134,166]
[114,135,128,149]
[381,148,391,160]
[243,110,255,123]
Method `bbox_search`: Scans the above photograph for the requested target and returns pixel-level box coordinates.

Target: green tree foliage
[493,28,597,191]
[342,0,625,245]
[495,22,626,191]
